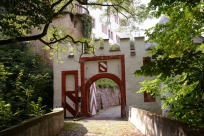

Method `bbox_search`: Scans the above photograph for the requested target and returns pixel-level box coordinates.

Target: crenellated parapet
[53,36,162,118]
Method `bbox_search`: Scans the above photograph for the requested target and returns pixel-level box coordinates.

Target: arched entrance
[80,55,126,117]
[83,73,126,117]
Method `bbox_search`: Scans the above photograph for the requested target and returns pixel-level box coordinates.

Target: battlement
[53,36,161,117]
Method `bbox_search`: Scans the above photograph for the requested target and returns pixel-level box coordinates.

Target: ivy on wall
[80,13,92,38]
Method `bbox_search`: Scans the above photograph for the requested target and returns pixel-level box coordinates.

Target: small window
[111,32,113,40]
[143,57,151,65]
[108,29,113,40]
[74,21,77,28]
[143,57,155,102]
[114,15,119,24]
[92,18,96,28]
[75,4,82,14]
[102,24,107,34]
[144,91,156,102]
[116,35,120,43]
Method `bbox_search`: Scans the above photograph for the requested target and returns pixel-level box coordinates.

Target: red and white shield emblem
[98,61,107,72]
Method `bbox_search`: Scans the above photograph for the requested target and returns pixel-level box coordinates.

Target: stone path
[89,105,122,120]
[58,106,144,136]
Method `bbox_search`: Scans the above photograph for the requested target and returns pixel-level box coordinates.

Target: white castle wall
[53,37,161,115]
[122,37,161,114]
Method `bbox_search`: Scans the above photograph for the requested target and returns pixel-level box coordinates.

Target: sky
[137,0,160,36]
[141,0,160,29]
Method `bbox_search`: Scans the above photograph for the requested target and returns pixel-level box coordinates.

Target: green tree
[95,78,118,89]
[0,0,148,46]
[0,43,53,130]
[135,0,204,127]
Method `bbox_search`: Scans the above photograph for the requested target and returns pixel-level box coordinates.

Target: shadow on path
[59,106,144,136]
[58,122,88,136]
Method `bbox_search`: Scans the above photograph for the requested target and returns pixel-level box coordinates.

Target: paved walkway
[58,106,144,136]
[88,105,122,120]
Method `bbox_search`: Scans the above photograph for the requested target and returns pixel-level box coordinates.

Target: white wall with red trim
[84,59,121,80]
[53,37,162,117]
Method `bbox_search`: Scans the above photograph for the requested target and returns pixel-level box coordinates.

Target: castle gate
[80,55,126,117]
[55,38,162,118]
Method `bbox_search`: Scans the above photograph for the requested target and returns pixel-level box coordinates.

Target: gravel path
[58,106,144,136]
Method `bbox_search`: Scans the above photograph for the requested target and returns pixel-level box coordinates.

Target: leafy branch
[0,0,149,47]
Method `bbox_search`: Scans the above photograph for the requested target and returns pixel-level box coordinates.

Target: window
[102,24,107,34]
[111,32,113,40]
[144,91,156,102]
[116,35,120,43]
[114,15,119,24]
[143,57,151,65]
[92,18,96,28]
[143,57,155,102]
[75,4,82,14]
[108,29,113,40]
[74,21,77,28]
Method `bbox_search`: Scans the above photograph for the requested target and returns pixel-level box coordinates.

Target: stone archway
[83,73,126,117]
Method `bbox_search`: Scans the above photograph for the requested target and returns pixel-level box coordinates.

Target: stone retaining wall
[96,87,120,110]
[0,108,64,136]
[129,106,204,136]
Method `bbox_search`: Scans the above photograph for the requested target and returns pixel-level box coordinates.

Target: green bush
[110,44,120,50]
[0,43,53,131]
[95,78,118,89]
[0,100,16,130]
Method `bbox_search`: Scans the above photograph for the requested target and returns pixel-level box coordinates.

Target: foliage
[0,100,18,131]
[99,37,104,47]
[0,0,148,46]
[0,43,53,131]
[136,45,204,128]
[135,0,204,128]
[28,97,46,117]
[96,1,149,34]
[95,78,118,89]
[80,14,92,38]
[110,43,120,50]
[83,42,95,54]
[130,40,135,49]
[0,0,53,38]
